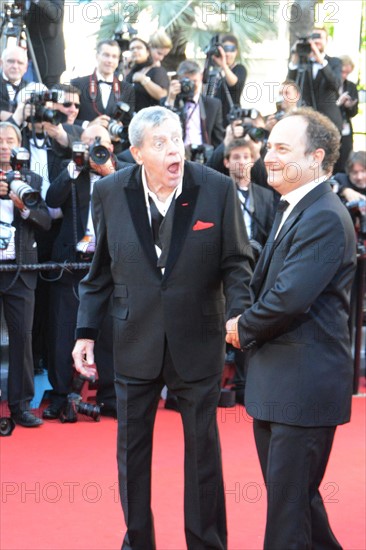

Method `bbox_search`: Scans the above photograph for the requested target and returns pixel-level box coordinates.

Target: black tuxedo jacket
[340,79,359,132]
[287,55,343,131]
[76,162,253,381]
[238,181,356,426]
[2,170,51,288]
[71,74,135,127]
[0,72,28,114]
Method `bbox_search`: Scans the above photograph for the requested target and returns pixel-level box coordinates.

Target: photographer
[71,39,135,151]
[287,27,342,132]
[164,59,224,154]
[43,126,130,420]
[0,46,29,121]
[0,121,51,427]
[265,80,300,132]
[335,150,366,209]
[210,34,247,124]
[336,56,359,173]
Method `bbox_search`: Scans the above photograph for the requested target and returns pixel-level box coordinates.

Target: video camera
[59,372,102,423]
[227,106,269,144]
[108,101,130,140]
[294,32,321,59]
[72,137,111,170]
[26,90,67,126]
[0,148,41,208]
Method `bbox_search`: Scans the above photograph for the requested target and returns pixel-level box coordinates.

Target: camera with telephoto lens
[295,32,321,59]
[59,372,102,423]
[26,90,67,126]
[72,137,111,169]
[177,77,195,102]
[108,101,130,139]
[0,148,41,208]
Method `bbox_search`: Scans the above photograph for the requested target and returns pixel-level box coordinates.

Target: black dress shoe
[42,403,65,420]
[12,411,43,427]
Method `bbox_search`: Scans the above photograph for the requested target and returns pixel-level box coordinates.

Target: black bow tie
[98,80,113,86]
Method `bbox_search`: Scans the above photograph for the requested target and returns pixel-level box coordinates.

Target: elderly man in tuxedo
[72,106,253,549]
[226,108,357,550]
[0,46,29,121]
[0,121,51,427]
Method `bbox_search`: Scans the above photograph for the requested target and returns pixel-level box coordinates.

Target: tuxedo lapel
[251,182,332,298]
[163,182,199,280]
[124,167,161,274]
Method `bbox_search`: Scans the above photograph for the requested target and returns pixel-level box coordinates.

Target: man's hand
[166,79,181,105]
[0,173,9,197]
[9,190,25,211]
[43,121,69,147]
[72,339,97,378]
[88,115,110,129]
[341,188,365,203]
[226,315,241,349]
[89,156,116,177]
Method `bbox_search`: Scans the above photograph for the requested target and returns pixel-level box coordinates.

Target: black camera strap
[89,70,121,116]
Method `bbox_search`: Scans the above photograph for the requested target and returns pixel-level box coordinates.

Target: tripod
[295,55,317,110]
[0,1,42,83]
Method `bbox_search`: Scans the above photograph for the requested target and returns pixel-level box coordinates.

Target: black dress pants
[115,343,227,550]
[253,419,342,550]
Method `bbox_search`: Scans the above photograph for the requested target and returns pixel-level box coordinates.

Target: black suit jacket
[0,72,28,114]
[75,162,253,382]
[243,183,276,246]
[340,79,359,133]
[2,170,51,288]
[238,181,356,426]
[71,74,135,127]
[287,56,343,130]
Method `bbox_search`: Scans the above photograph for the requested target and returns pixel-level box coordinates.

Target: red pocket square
[193,220,215,231]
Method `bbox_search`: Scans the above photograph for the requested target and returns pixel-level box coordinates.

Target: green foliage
[96,0,279,60]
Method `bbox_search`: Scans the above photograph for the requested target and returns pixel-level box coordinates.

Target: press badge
[0,221,15,250]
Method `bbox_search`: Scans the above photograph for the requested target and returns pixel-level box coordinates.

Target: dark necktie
[98,80,113,86]
[238,188,249,201]
[149,196,164,248]
[269,199,290,241]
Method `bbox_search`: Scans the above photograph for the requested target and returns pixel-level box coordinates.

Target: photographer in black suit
[71,39,135,153]
[43,126,130,420]
[287,27,342,132]
[0,121,51,427]
[163,60,225,154]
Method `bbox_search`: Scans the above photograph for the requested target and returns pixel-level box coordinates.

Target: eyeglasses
[222,44,237,52]
[63,102,80,108]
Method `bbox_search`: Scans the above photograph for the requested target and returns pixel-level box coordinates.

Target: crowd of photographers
[0,25,365,429]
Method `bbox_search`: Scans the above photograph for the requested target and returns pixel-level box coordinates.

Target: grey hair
[128,106,182,148]
[0,121,22,143]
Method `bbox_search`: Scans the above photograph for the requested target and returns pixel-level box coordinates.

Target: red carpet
[1,396,365,550]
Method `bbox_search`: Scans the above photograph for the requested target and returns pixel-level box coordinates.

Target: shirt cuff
[67,161,82,179]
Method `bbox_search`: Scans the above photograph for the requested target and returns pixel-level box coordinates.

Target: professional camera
[227,106,269,144]
[177,77,195,102]
[72,137,111,169]
[27,89,67,125]
[346,199,366,237]
[0,417,16,436]
[188,144,214,164]
[59,372,102,423]
[204,34,222,58]
[108,101,130,139]
[294,32,321,59]
[0,148,41,208]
